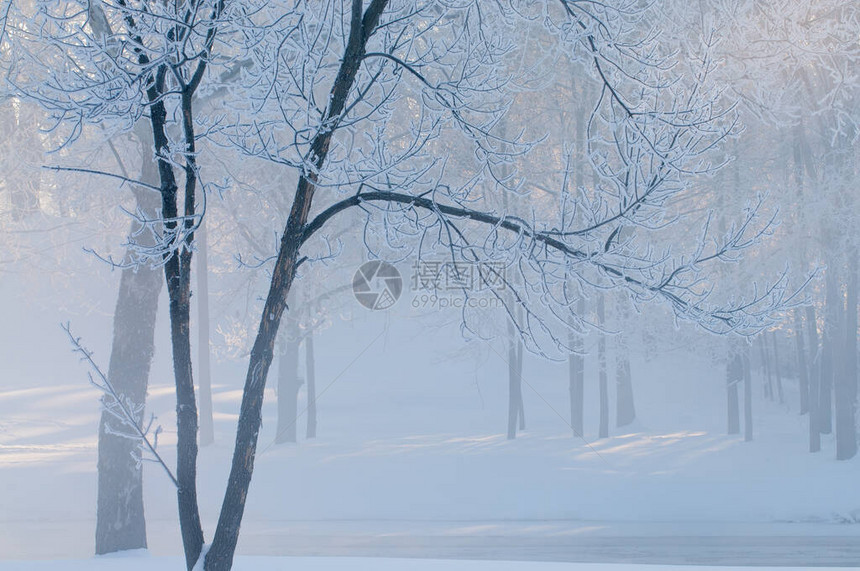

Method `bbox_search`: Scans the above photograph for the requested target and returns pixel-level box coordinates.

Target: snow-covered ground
[0,556,852,571]
[0,281,858,565]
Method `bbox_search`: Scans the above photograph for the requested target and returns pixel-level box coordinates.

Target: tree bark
[148,83,204,569]
[197,217,215,447]
[95,149,163,554]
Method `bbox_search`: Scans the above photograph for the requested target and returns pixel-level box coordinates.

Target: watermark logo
[352,261,403,310]
[410,260,506,292]
[352,259,507,310]
[409,260,506,310]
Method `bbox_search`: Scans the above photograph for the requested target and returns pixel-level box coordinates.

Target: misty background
[0,0,857,568]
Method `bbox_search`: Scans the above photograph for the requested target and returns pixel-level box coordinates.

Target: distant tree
[596,293,609,438]
[726,347,742,435]
[706,0,859,457]
[95,130,164,555]
[614,295,636,428]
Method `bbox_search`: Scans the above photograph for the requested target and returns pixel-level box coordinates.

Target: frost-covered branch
[61,322,178,488]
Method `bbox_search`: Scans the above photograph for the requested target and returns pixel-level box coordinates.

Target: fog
[0,1,857,570]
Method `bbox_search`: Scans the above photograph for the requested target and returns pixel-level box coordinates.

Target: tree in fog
[4,1,801,569]
[3,0,246,564]
[94,129,164,554]
[0,94,161,552]
[614,294,636,428]
[705,0,859,457]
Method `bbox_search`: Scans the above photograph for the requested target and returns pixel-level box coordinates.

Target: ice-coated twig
[61,322,178,488]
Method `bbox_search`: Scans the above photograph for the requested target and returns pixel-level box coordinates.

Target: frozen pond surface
[3,520,859,566]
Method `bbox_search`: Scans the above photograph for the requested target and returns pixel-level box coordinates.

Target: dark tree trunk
[163,170,204,571]
[204,231,301,569]
[96,149,163,555]
[568,300,585,438]
[306,328,317,439]
[794,309,810,415]
[597,293,609,439]
[147,82,204,569]
[805,305,821,453]
[276,323,302,444]
[204,4,389,567]
[197,217,215,447]
[743,343,753,442]
[836,251,857,460]
[727,348,742,435]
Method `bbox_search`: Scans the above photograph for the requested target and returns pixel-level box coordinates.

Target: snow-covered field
[0,557,854,571]
[1,281,858,566]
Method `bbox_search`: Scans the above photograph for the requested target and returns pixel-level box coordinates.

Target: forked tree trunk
[96,149,163,554]
[805,305,821,453]
[148,87,204,570]
[197,217,215,447]
[597,293,609,439]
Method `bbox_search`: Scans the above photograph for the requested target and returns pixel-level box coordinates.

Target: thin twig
[61,322,178,488]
